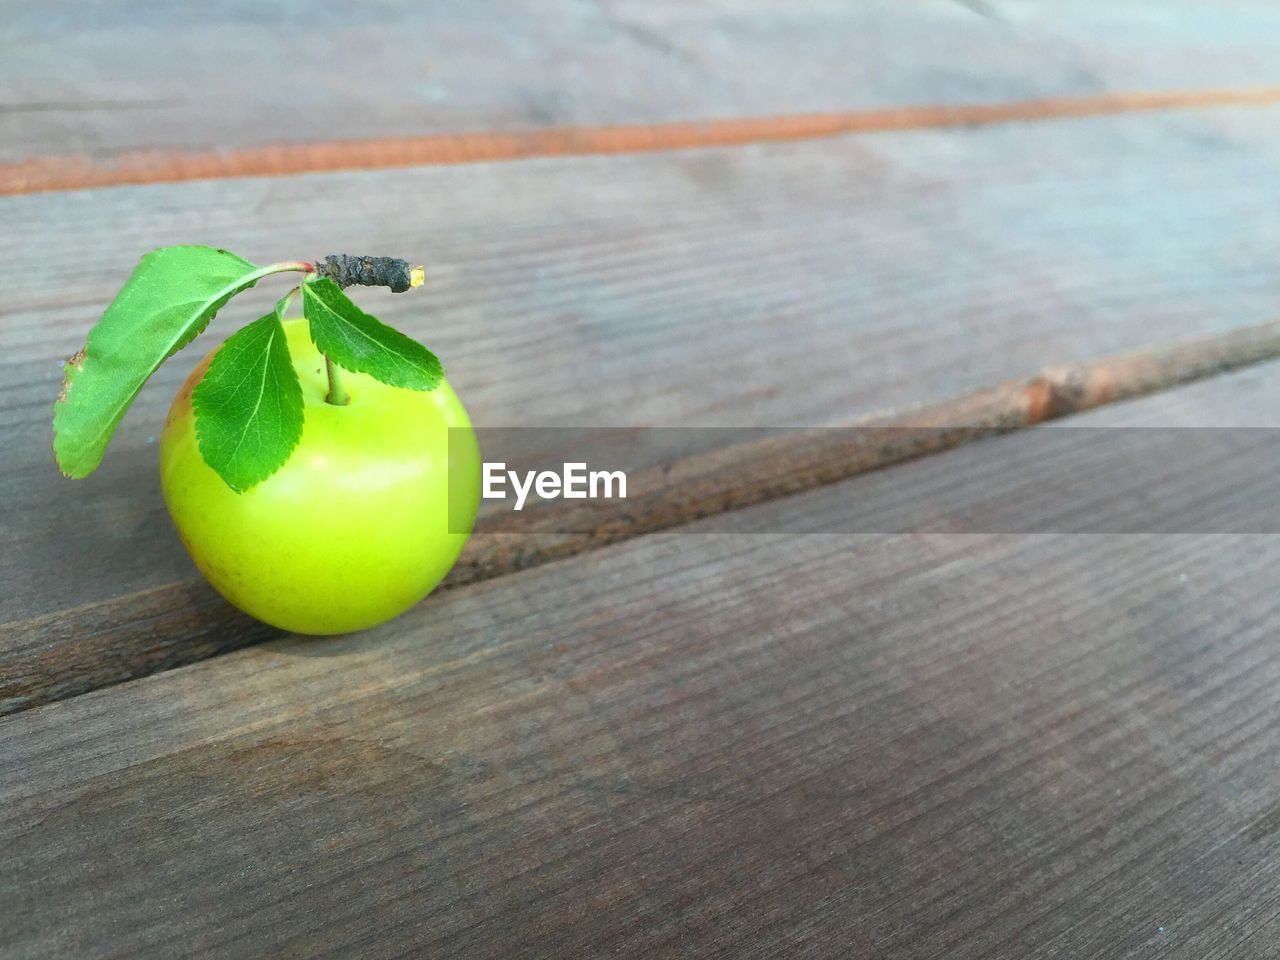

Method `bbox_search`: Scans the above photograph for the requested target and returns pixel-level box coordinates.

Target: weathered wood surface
[6,4,1280,956]
[7,108,1280,708]
[6,0,1280,178]
[5,363,1280,958]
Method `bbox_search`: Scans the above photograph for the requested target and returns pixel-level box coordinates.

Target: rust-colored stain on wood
[5,87,1280,195]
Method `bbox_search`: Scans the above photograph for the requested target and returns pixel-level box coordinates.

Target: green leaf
[302,277,443,390]
[192,298,304,493]
[53,245,279,478]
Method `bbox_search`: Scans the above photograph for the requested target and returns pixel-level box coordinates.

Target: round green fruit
[160,318,480,635]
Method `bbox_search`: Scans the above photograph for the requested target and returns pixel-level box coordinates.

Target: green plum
[160,318,480,635]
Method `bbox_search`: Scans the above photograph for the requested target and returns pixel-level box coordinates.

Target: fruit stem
[324,355,350,406]
[265,260,316,276]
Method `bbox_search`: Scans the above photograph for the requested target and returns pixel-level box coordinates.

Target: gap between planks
[4,86,1280,195]
[4,318,1280,717]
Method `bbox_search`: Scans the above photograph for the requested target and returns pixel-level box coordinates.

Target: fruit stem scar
[324,354,350,406]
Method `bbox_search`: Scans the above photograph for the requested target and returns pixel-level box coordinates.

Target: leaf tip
[51,435,93,479]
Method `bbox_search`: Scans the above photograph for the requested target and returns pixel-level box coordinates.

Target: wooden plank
[7,0,1280,173]
[6,317,1280,716]
[4,362,1280,958]
[7,109,1280,702]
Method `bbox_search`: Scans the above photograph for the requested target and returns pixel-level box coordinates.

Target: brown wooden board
[6,107,1280,706]
[4,361,1280,958]
[6,1,1280,170]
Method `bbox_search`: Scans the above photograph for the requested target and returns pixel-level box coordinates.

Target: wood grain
[8,0,1280,169]
[8,109,1280,708]
[8,87,1280,195]
[4,363,1280,958]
